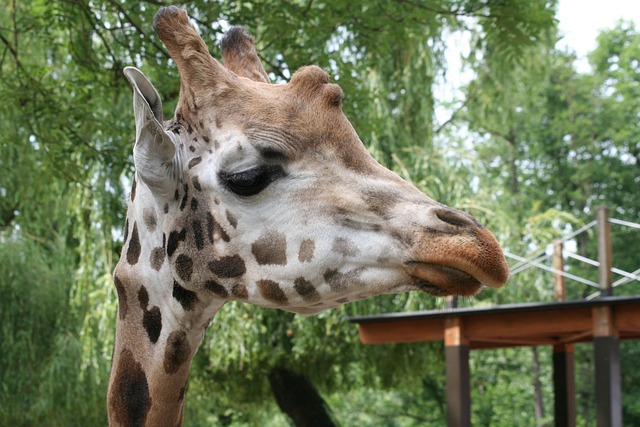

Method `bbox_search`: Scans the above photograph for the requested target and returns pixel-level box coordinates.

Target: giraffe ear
[124,67,176,197]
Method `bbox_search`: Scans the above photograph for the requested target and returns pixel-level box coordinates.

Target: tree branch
[0,31,20,67]
[104,0,170,59]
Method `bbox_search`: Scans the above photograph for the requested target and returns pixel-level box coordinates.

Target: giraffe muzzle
[404,208,510,296]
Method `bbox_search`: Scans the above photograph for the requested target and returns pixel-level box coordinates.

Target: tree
[462,18,640,426]
[1,1,592,425]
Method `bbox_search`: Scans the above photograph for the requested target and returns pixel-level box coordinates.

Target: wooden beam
[615,304,640,334]
[464,308,592,341]
[358,317,443,344]
[471,337,558,348]
[356,300,640,347]
[359,308,591,345]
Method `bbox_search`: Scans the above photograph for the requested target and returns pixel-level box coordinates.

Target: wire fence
[505,212,640,300]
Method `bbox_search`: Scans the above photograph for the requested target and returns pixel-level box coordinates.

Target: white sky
[556,0,640,71]
[435,0,640,122]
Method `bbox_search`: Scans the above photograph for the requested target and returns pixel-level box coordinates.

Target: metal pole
[553,344,576,427]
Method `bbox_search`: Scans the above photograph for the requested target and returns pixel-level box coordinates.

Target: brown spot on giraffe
[150,247,165,271]
[226,210,237,228]
[172,280,198,311]
[138,286,162,344]
[113,274,128,320]
[208,255,246,278]
[205,213,215,244]
[231,284,248,299]
[127,222,141,265]
[174,254,193,282]
[123,218,130,246]
[251,231,287,265]
[187,157,202,169]
[167,229,186,257]
[331,237,359,257]
[163,330,191,374]
[294,277,320,303]
[179,184,189,211]
[138,285,150,307]
[191,176,202,191]
[257,279,288,305]
[131,176,137,202]
[204,279,228,298]
[362,188,400,219]
[206,212,230,243]
[108,348,151,426]
[323,268,365,292]
[143,208,157,232]
[192,220,205,250]
[298,239,315,263]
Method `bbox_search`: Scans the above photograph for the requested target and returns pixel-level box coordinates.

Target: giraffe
[108,6,509,426]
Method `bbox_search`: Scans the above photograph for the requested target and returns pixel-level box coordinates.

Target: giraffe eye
[221,165,285,196]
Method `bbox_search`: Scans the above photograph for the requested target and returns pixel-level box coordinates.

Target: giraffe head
[119,6,508,319]
[109,7,509,426]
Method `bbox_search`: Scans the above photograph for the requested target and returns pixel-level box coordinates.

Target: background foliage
[1,0,638,425]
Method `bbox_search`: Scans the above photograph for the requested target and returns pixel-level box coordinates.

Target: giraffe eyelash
[219,165,286,197]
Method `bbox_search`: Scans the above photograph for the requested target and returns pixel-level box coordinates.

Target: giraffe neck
[108,175,223,427]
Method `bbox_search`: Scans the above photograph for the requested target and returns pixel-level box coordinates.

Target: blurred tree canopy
[1,1,638,426]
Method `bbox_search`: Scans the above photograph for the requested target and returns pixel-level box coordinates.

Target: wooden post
[552,240,576,426]
[597,206,613,297]
[445,317,471,427]
[553,240,566,302]
[445,295,458,309]
[594,206,622,427]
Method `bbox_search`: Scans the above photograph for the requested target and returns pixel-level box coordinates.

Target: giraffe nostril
[433,208,481,230]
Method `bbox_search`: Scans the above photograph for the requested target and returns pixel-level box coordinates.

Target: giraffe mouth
[406,263,483,297]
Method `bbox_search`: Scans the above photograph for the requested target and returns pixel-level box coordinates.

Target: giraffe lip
[414,280,455,297]
[406,262,483,297]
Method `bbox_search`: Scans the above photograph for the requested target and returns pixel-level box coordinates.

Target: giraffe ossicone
[108,6,509,426]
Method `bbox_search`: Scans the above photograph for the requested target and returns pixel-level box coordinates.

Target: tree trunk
[268,366,337,427]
